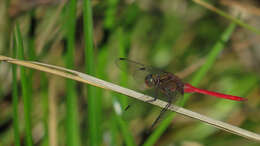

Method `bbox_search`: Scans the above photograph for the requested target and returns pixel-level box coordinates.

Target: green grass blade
[11,34,20,146]
[15,23,33,146]
[41,73,49,146]
[26,12,36,131]
[64,0,80,145]
[115,113,136,146]
[27,11,36,82]
[113,28,136,146]
[104,0,119,29]
[28,11,36,61]
[117,28,128,107]
[193,0,260,35]
[110,117,118,146]
[83,0,100,145]
[143,22,236,146]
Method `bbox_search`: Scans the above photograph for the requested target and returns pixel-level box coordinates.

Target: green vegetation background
[0,0,260,146]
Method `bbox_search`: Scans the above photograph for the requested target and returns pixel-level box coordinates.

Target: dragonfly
[116,58,247,129]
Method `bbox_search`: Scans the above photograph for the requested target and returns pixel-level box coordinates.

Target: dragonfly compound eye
[145,74,154,87]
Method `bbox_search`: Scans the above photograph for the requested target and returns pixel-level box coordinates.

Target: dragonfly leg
[149,90,174,129]
[150,101,171,129]
[146,88,159,103]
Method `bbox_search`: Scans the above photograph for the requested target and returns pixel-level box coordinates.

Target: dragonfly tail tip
[241,98,248,101]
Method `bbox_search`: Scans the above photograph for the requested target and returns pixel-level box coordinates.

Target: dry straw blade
[0,55,260,142]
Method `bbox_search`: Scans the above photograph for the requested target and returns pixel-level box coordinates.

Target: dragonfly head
[145,74,156,87]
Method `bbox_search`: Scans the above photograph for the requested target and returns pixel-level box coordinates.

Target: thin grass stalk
[41,73,49,146]
[83,0,100,145]
[104,0,119,30]
[110,116,118,146]
[192,0,260,35]
[11,34,20,146]
[117,28,128,107]
[114,29,136,146]
[96,48,108,133]
[115,114,136,146]
[27,11,36,95]
[64,0,80,145]
[15,24,33,146]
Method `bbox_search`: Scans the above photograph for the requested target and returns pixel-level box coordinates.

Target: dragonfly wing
[116,58,166,78]
[116,58,152,72]
[116,58,155,89]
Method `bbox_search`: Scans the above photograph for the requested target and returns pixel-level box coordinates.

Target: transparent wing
[115,58,165,87]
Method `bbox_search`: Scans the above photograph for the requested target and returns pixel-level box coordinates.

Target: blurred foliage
[0,0,260,146]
